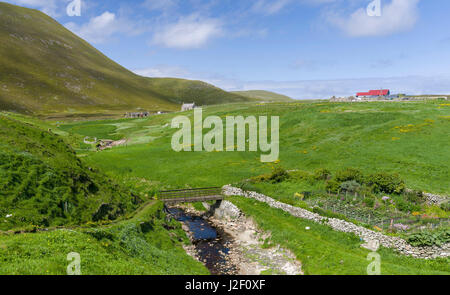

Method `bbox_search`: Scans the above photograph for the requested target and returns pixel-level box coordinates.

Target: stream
[167,207,238,275]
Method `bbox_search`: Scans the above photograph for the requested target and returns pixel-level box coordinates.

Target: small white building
[181,102,196,111]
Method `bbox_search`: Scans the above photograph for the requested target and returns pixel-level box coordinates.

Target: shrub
[249,174,270,183]
[335,168,364,183]
[363,196,375,208]
[325,179,340,193]
[395,199,413,212]
[365,172,405,194]
[313,168,331,181]
[440,202,450,212]
[406,229,450,247]
[339,180,361,194]
[405,191,425,204]
[289,170,313,182]
[268,167,289,183]
[294,192,304,200]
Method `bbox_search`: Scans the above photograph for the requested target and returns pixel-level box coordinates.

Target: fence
[306,197,449,233]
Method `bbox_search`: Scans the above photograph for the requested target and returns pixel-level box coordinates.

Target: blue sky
[4,0,450,99]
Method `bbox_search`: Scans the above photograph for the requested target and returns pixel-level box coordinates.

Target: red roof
[356,89,390,97]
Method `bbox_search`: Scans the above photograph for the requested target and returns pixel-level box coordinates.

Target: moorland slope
[0,2,249,116]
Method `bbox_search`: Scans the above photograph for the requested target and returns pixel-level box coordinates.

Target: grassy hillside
[0,201,208,275]
[231,90,294,102]
[0,2,249,116]
[0,113,138,230]
[1,101,448,275]
[0,112,208,274]
[58,101,450,194]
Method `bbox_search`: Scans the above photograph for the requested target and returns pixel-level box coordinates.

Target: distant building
[356,89,390,98]
[125,111,149,118]
[181,102,196,111]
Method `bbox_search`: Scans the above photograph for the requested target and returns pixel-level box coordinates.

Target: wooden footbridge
[159,187,224,204]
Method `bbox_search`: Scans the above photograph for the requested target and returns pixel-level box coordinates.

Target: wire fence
[306,196,449,233]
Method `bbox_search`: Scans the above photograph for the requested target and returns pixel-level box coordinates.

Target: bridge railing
[159,187,223,202]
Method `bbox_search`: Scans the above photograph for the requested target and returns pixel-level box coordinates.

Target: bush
[406,229,450,247]
[249,167,289,183]
[339,180,361,194]
[335,168,364,183]
[313,168,331,181]
[395,199,413,212]
[405,191,425,204]
[325,179,340,193]
[363,196,375,208]
[440,202,450,212]
[289,170,313,182]
[249,174,270,183]
[365,172,405,194]
[268,167,289,183]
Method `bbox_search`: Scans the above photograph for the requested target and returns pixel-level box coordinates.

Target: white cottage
[181,102,196,111]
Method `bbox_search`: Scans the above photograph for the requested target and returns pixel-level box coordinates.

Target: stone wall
[222,185,449,260]
[423,192,448,206]
[214,200,242,220]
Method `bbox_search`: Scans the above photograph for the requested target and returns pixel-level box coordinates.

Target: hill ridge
[0,2,249,116]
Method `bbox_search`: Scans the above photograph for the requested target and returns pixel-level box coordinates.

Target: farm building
[181,102,196,111]
[125,112,150,118]
[356,89,390,98]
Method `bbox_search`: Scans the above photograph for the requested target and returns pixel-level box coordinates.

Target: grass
[0,201,209,275]
[64,100,450,195]
[230,196,450,275]
[0,113,137,230]
[0,2,249,116]
[1,100,449,275]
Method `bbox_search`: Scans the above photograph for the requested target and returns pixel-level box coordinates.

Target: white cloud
[134,65,191,78]
[152,15,222,49]
[327,0,420,37]
[65,11,143,44]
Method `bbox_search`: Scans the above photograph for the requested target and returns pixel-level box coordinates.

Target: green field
[0,100,449,275]
[60,101,450,195]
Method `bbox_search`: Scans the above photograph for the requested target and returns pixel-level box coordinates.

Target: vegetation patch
[0,115,137,230]
[229,196,449,275]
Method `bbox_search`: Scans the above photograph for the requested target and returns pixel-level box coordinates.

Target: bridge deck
[159,187,224,204]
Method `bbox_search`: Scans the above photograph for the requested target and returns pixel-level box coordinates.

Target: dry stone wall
[423,192,448,206]
[223,185,449,260]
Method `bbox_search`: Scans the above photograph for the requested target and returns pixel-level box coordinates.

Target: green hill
[0,2,249,116]
[231,90,294,102]
[0,113,136,230]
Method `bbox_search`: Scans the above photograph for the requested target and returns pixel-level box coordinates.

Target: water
[167,207,237,275]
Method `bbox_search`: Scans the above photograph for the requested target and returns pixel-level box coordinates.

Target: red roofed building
[356,89,390,97]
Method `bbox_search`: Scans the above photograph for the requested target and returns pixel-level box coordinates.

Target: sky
[4,0,450,99]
